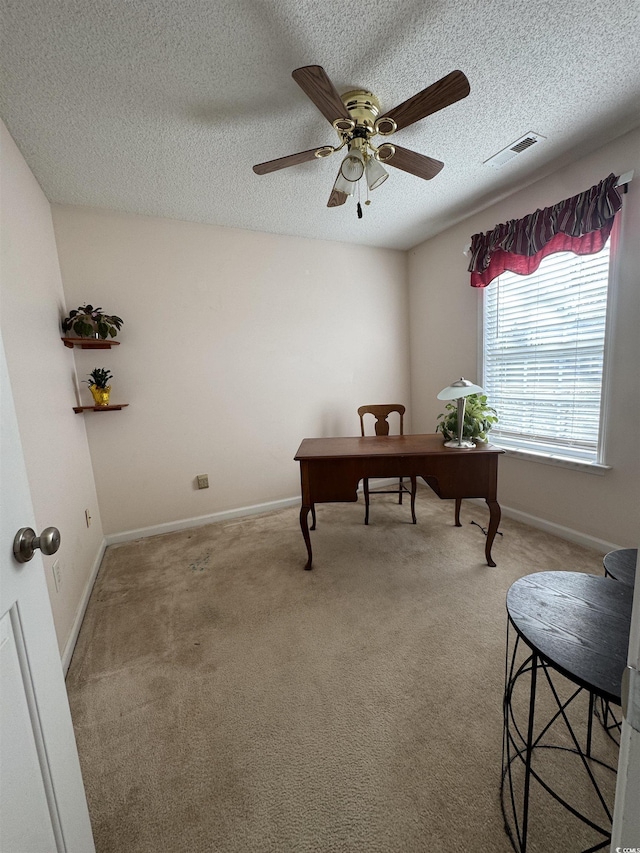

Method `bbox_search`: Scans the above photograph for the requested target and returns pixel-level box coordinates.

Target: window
[481,240,612,466]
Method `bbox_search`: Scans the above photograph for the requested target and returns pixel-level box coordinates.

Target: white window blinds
[482,243,611,463]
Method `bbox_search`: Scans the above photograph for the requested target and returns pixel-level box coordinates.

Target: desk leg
[485,499,501,567]
[300,505,313,570]
[410,476,417,524]
[454,497,462,527]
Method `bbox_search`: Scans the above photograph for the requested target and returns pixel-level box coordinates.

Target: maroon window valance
[468,173,623,288]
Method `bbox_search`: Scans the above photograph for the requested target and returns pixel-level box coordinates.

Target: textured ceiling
[1,0,639,250]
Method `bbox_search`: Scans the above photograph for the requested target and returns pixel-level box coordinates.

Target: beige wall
[51,207,409,535]
[0,121,105,657]
[4,106,637,659]
[408,127,640,548]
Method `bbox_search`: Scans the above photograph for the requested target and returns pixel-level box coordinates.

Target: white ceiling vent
[484,132,546,168]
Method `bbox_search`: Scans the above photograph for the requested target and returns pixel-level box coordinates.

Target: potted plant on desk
[436,393,498,444]
[84,368,113,407]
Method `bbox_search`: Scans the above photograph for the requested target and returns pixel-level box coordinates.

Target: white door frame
[611,546,640,848]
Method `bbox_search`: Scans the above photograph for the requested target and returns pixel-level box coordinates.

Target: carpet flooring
[66,489,620,852]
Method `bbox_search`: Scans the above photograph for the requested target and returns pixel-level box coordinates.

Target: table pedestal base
[502,626,618,853]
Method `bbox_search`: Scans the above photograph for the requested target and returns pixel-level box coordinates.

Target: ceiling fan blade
[253,148,322,175]
[379,70,470,133]
[292,65,352,126]
[385,145,444,180]
[327,188,348,207]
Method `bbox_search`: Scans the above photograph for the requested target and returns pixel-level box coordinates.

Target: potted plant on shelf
[436,393,498,444]
[84,368,113,407]
[62,304,124,340]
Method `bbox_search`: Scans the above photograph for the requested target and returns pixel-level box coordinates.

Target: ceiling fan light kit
[340,141,366,182]
[365,156,389,190]
[332,170,355,197]
[375,143,396,163]
[253,65,470,216]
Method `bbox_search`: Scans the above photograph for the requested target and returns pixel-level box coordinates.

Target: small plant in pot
[84,368,113,407]
[436,393,498,444]
[62,304,124,340]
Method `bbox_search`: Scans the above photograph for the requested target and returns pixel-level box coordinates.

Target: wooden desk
[294,434,503,569]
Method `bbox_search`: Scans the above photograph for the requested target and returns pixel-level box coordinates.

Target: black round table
[601,548,637,738]
[502,571,632,853]
[603,547,637,588]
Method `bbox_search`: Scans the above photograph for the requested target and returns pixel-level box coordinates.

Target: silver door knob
[13,527,61,563]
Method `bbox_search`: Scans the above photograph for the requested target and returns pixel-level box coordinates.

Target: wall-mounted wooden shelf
[73,404,129,414]
[63,334,127,412]
[62,337,121,349]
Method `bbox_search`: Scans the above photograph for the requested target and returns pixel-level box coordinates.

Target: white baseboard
[104,480,408,546]
[104,486,622,556]
[104,496,302,546]
[62,489,622,675]
[419,484,623,554]
[62,537,107,675]
[496,503,622,555]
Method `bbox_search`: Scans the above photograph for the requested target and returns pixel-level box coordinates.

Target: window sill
[496,446,611,475]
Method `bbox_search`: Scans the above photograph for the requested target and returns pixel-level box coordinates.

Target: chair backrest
[358,404,406,437]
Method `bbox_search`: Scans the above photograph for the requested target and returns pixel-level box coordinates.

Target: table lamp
[437,378,484,449]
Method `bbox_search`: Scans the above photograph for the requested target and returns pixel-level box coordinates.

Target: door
[0,332,95,852]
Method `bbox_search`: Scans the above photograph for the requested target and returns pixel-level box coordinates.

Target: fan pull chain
[356,180,363,219]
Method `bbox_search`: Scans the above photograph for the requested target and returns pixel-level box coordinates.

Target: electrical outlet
[85,508,92,527]
[53,560,62,592]
[197,474,209,489]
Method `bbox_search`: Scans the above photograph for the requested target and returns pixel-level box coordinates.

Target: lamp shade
[333,170,355,196]
[436,377,484,449]
[437,377,484,401]
[340,147,365,182]
[365,156,389,190]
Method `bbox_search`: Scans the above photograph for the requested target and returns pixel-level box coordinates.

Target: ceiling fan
[253,65,470,215]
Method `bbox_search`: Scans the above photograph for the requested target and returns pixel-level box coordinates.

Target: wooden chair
[357,404,417,526]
